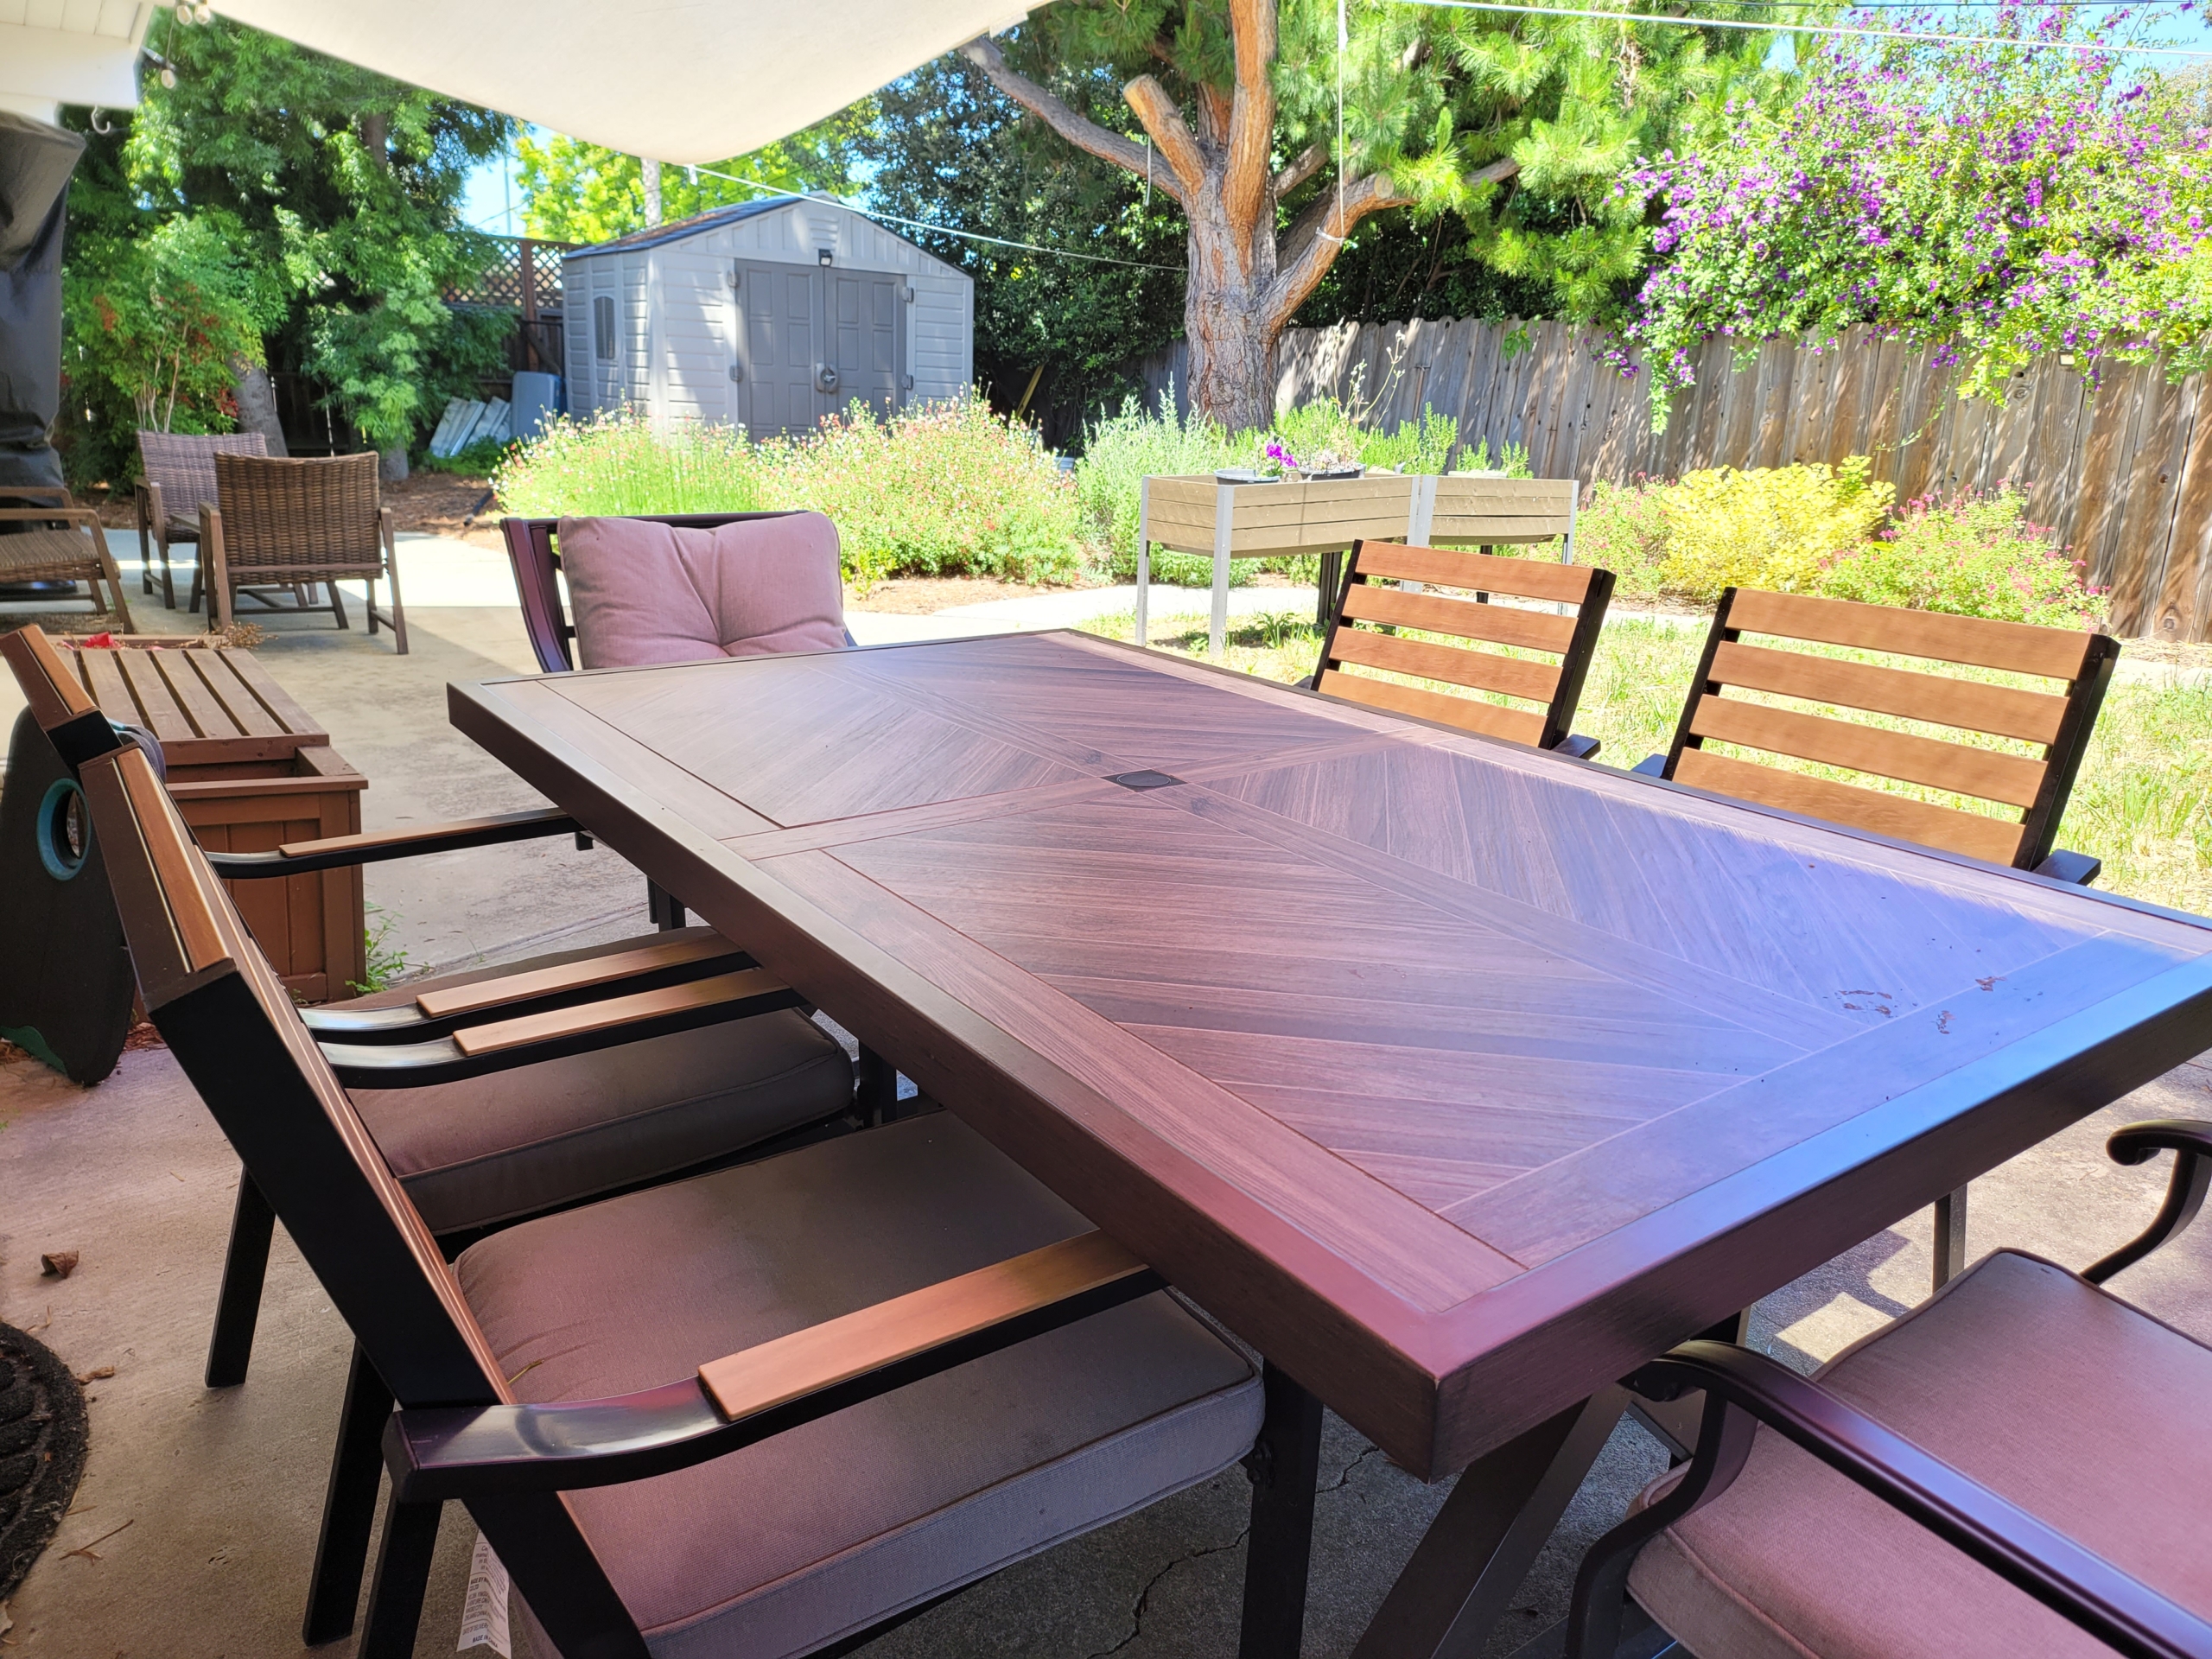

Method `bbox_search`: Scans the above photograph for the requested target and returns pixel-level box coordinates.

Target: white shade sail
[211,0,1033,163]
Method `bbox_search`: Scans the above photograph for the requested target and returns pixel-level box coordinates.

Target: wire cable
[686,164,1181,271]
[1392,0,2212,54]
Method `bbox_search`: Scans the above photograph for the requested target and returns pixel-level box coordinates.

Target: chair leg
[302,1342,395,1645]
[646,880,686,930]
[1933,1185,1968,1291]
[857,1046,898,1126]
[1238,1359,1325,1659]
[137,518,153,594]
[205,1167,276,1389]
[381,553,410,655]
[160,540,179,612]
[329,579,349,630]
[357,1491,441,1659]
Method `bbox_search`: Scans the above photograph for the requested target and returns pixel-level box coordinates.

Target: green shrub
[765,398,1084,589]
[1075,392,1243,576]
[1820,487,2108,631]
[1357,408,1460,476]
[1657,457,1893,602]
[1573,477,1670,599]
[493,410,761,518]
[420,436,512,477]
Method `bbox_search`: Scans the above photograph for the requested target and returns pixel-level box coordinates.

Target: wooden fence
[1131,321,2212,641]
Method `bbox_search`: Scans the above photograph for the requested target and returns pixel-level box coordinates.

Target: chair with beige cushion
[78,725,1265,1658]
[1567,1119,2212,1659]
[133,429,268,608]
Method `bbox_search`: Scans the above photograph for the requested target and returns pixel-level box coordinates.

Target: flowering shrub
[494,411,761,518]
[763,399,1084,589]
[1657,458,1894,601]
[1822,486,2108,628]
[1618,4,2212,402]
[1573,476,1672,599]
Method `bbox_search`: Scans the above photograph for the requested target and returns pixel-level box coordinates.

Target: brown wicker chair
[134,429,269,609]
[0,485,133,632]
[201,453,407,652]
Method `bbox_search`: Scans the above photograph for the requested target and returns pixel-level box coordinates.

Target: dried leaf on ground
[73,1366,114,1385]
[38,1251,78,1280]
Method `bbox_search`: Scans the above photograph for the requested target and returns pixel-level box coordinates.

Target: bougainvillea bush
[1618,3,2212,402]
[1822,486,2109,627]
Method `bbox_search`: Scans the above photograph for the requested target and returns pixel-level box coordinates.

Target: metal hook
[89,108,114,134]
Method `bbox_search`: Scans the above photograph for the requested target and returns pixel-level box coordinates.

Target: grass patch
[1075,608,2212,916]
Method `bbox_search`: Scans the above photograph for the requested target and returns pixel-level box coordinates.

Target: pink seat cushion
[558,513,847,668]
[1628,1250,2212,1657]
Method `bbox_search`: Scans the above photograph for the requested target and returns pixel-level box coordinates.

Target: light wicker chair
[0,485,133,632]
[201,452,407,652]
[133,429,269,609]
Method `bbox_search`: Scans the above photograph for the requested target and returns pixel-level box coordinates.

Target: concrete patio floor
[4,543,2211,1657]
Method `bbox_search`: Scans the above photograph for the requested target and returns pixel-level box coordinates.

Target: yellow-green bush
[1656,457,1894,601]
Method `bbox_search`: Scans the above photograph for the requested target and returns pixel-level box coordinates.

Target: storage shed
[562,198,974,438]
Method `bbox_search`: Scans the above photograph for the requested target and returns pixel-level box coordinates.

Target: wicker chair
[133,429,269,609]
[0,485,133,632]
[201,452,407,652]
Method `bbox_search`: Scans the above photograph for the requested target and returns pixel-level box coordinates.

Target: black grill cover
[0,113,86,496]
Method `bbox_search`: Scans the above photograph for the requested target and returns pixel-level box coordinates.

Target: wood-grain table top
[450,631,2212,1478]
[59,642,327,765]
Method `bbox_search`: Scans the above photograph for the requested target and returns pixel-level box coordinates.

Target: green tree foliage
[856,56,1187,441]
[515,114,869,245]
[59,11,511,478]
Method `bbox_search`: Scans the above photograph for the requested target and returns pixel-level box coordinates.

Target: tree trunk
[380,446,409,481]
[228,355,289,456]
[1186,270,1276,435]
[641,159,662,226]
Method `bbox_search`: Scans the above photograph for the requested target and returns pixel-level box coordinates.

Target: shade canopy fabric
[211,0,1033,164]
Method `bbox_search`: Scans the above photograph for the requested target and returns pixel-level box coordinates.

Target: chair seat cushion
[342,931,853,1232]
[1629,1250,2212,1658]
[559,512,847,668]
[458,1114,1262,1659]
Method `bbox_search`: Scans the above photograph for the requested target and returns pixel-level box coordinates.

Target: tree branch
[1223,0,1278,257]
[956,37,1183,205]
[1273,142,1328,200]
[1122,75,1209,201]
[1269,171,1420,326]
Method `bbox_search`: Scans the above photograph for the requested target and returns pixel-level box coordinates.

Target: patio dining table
[449,628,2212,1658]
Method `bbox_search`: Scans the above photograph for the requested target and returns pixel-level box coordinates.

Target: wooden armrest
[2083,1119,2212,1284]
[206,806,582,877]
[0,625,99,727]
[301,930,748,1043]
[384,1231,1163,1502]
[699,1230,1147,1418]
[0,505,92,525]
[320,967,805,1086]
[1601,1344,2212,1659]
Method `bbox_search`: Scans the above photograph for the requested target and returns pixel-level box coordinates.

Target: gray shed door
[739,264,823,440]
[827,270,904,419]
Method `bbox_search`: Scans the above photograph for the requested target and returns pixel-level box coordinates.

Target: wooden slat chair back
[499,512,805,674]
[206,452,406,649]
[1655,587,2118,877]
[1313,538,1616,753]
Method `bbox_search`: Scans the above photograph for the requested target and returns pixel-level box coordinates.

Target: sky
[454,2,2212,241]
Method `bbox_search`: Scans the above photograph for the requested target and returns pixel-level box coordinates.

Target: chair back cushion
[213,451,382,570]
[137,430,268,512]
[558,512,846,668]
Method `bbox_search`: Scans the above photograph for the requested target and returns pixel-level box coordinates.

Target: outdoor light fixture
[817,248,833,266]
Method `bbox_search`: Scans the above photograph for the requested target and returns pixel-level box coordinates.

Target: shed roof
[562,198,791,260]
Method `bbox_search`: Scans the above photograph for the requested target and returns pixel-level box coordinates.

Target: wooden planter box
[56,641,367,1001]
[1133,473,1579,658]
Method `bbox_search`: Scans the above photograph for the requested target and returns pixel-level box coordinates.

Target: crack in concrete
[1082,1441,1390,1657]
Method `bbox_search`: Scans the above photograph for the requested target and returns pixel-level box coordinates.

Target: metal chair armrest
[2083,1119,2212,1283]
[385,1233,1161,1501]
[205,806,582,877]
[1552,733,1601,761]
[1567,1341,2212,1659]
[1629,753,1667,778]
[2034,849,2102,886]
[321,966,802,1086]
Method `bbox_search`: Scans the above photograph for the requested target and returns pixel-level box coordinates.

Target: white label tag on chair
[458,1531,512,1656]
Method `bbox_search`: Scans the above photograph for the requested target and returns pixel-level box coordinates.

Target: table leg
[1211,482,1235,661]
[1933,1184,1968,1291]
[1135,489,1150,647]
[1351,1388,1628,1659]
[1238,1359,1325,1659]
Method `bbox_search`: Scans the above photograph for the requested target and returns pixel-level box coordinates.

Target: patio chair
[200,451,408,651]
[1309,537,1615,756]
[0,485,132,630]
[1567,1118,2212,1659]
[1630,588,2120,1289]
[501,509,856,930]
[133,429,268,609]
[77,727,1264,1659]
